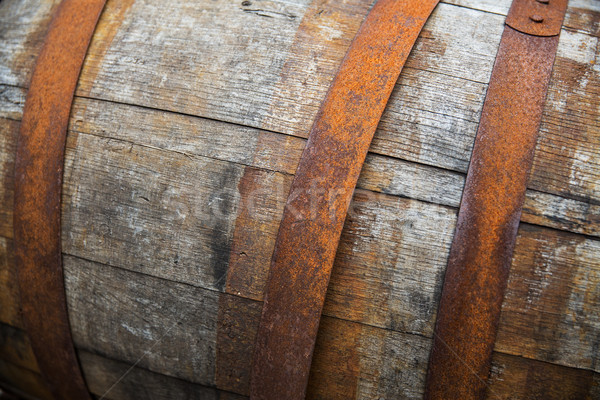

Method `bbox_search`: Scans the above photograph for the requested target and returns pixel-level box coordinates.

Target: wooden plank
[496,223,600,372]
[63,255,219,386]
[442,0,600,38]
[440,0,511,15]
[308,316,431,399]
[0,117,18,239]
[0,237,20,328]
[522,190,600,237]
[79,350,247,400]
[0,86,24,121]
[323,189,456,337]
[215,294,261,395]
[563,0,600,36]
[0,0,60,87]
[487,352,600,400]
[76,0,311,131]
[529,30,600,205]
[62,130,246,291]
[0,360,52,400]
[0,323,38,373]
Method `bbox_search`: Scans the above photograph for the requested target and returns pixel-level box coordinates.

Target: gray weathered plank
[496,224,600,373]
[64,255,219,386]
[79,350,247,400]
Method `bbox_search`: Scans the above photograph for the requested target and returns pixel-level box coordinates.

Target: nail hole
[241,0,251,5]
[536,0,550,3]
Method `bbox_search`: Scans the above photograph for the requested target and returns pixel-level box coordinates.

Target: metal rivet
[530,14,544,23]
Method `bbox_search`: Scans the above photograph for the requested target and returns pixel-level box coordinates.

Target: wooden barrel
[1,0,599,399]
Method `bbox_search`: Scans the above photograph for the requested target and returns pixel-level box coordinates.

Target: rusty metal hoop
[249,0,440,398]
[14,1,107,399]
[425,0,567,398]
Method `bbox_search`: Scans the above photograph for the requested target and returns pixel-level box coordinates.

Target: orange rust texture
[425,27,561,400]
[506,0,568,36]
[486,352,599,399]
[13,0,107,399]
[249,1,440,398]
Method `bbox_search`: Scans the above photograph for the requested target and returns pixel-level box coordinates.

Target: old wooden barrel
[1,0,599,398]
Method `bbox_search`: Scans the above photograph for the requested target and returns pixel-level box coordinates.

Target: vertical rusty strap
[425,1,567,399]
[250,1,439,398]
[14,1,107,399]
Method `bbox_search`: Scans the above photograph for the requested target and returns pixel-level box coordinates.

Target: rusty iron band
[14,0,107,399]
[250,0,440,398]
[425,0,568,399]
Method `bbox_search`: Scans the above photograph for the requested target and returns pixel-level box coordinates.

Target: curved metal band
[250,1,440,398]
[425,2,567,398]
[14,0,107,399]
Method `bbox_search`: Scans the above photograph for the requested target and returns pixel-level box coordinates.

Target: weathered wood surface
[79,350,247,400]
[0,0,599,398]
[0,0,60,88]
[0,324,38,373]
[497,224,600,373]
[0,237,20,329]
[0,359,51,400]
[486,352,600,400]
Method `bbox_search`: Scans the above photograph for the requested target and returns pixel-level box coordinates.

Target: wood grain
[63,255,219,387]
[497,224,600,373]
[0,0,60,88]
[530,30,600,205]
[0,237,20,328]
[0,117,18,239]
[0,323,38,373]
[487,352,600,400]
[0,359,52,400]
[0,0,598,397]
[323,189,456,337]
[308,316,432,399]
[79,350,247,400]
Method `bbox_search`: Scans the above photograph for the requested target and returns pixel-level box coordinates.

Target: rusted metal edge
[14,1,107,399]
[506,0,568,37]
[249,1,440,398]
[424,4,566,399]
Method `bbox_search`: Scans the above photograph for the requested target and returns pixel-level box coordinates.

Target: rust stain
[215,293,263,395]
[0,119,19,239]
[261,0,372,137]
[77,0,136,97]
[249,1,440,398]
[225,167,292,301]
[0,237,21,328]
[13,0,107,399]
[8,0,62,88]
[306,316,362,399]
[425,20,565,400]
